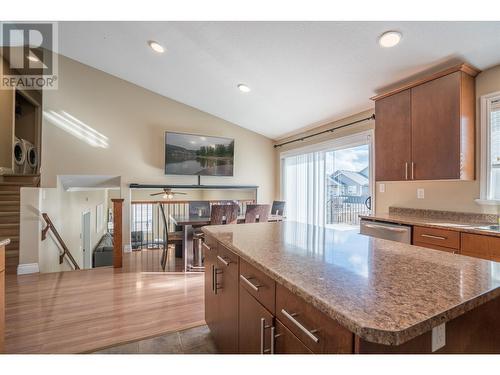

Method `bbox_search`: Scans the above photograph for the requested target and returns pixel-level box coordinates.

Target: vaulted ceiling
[58,21,500,139]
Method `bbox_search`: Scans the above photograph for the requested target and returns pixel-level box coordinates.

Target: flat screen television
[165,132,235,176]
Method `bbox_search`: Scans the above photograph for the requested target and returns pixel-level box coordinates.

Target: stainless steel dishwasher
[360,219,412,243]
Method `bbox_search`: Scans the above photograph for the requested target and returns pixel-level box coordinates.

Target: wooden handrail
[41,213,80,270]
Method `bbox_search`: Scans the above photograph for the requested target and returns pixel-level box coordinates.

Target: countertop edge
[359,215,500,237]
[202,227,500,346]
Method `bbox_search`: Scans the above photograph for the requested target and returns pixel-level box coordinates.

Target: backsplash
[388,207,499,224]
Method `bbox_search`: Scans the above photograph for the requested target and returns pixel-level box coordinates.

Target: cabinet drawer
[276,284,353,354]
[239,259,275,314]
[413,241,458,254]
[413,226,460,249]
[274,320,312,354]
[461,233,500,262]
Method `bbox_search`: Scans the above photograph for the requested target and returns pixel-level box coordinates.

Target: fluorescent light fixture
[378,31,402,48]
[148,40,165,53]
[237,84,251,93]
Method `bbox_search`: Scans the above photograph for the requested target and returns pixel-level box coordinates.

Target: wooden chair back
[244,204,271,223]
[189,201,211,217]
[210,204,239,225]
[271,200,286,216]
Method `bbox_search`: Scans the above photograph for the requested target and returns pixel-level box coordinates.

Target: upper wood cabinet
[372,64,478,181]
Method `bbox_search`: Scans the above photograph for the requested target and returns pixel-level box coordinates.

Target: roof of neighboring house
[329,170,369,186]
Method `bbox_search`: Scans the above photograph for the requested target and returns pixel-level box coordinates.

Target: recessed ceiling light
[237,84,251,93]
[148,40,165,54]
[378,31,402,48]
[27,55,40,62]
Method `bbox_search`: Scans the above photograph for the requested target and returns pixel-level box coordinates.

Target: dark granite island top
[202,221,500,347]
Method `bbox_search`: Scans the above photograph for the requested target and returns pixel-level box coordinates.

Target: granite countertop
[359,208,500,238]
[202,221,500,346]
[0,238,10,247]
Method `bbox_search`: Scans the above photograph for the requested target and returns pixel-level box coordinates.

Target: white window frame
[279,130,375,210]
[477,91,500,205]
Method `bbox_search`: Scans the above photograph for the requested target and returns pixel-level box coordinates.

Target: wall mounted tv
[165,132,235,176]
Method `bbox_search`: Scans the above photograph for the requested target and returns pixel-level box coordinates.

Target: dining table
[169,214,282,272]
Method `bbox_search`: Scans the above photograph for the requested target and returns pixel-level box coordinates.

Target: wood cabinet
[461,233,500,262]
[1,242,5,353]
[413,226,460,252]
[274,320,312,354]
[203,239,239,354]
[373,64,478,181]
[375,89,412,181]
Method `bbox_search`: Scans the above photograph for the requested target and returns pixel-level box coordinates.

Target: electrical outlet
[417,188,425,199]
[432,323,446,352]
[379,183,385,193]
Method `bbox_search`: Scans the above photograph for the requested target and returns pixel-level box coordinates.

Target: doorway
[82,210,91,269]
[281,131,374,228]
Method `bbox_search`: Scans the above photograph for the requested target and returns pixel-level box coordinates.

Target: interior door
[82,211,91,269]
[375,89,412,181]
[411,72,461,180]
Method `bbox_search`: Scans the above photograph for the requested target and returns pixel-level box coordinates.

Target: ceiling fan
[150,188,187,200]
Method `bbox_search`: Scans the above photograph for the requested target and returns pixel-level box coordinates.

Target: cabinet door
[461,233,500,262]
[239,286,274,354]
[214,246,239,353]
[274,320,312,354]
[203,241,218,339]
[411,72,461,180]
[375,89,411,181]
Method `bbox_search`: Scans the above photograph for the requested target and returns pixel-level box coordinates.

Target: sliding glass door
[281,131,373,228]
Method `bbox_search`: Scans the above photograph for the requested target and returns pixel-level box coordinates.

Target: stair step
[0,212,20,224]
[0,201,20,210]
[0,174,40,185]
[5,249,19,257]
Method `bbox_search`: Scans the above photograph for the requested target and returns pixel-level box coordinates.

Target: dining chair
[189,201,211,217]
[271,200,286,216]
[158,203,183,271]
[244,204,271,223]
[210,204,239,225]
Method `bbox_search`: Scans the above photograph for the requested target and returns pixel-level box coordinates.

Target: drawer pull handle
[217,255,230,266]
[281,309,319,343]
[202,243,211,251]
[421,234,447,241]
[260,318,272,354]
[364,224,408,233]
[240,274,261,291]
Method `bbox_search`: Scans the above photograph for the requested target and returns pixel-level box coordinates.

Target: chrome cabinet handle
[240,274,261,292]
[202,242,210,252]
[211,265,215,293]
[260,318,272,354]
[364,223,408,233]
[411,162,415,180]
[270,326,276,354]
[213,267,222,295]
[405,162,408,180]
[281,309,319,344]
[217,255,230,266]
[421,234,447,240]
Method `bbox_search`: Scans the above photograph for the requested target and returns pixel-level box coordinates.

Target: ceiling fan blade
[150,192,164,196]
[174,192,187,195]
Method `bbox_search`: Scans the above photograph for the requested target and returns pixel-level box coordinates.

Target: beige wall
[273,109,375,199]
[376,65,500,215]
[19,185,109,273]
[42,55,276,246]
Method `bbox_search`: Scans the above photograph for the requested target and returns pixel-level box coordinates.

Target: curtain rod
[273,114,375,149]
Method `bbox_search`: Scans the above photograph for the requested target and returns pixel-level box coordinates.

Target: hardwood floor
[4,265,205,353]
[123,247,184,273]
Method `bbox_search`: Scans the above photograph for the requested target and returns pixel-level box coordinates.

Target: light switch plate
[432,323,446,352]
[417,188,425,199]
[379,183,385,193]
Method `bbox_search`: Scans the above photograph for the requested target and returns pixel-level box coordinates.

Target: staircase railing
[41,213,80,270]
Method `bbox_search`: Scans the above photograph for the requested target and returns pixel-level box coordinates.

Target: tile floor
[93,325,217,354]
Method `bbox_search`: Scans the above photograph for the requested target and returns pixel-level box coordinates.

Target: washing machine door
[13,138,26,171]
[27,145,38,170]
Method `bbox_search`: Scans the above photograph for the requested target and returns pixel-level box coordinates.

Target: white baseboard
[17,263,40,275]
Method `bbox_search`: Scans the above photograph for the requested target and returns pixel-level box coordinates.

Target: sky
[326,144,369,173]
[166,132,233,151]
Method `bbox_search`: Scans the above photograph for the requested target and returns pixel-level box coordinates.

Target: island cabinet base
[203,235,500,354]
[355,296,500,354]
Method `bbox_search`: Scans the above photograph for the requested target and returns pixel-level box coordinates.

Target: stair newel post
[111,199,124,268]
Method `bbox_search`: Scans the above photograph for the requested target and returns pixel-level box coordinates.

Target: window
[479,93,500,202]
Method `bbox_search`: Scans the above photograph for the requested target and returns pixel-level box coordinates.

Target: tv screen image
[165,132,235,176]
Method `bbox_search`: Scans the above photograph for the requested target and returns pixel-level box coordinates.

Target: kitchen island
[201,221,500,354]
